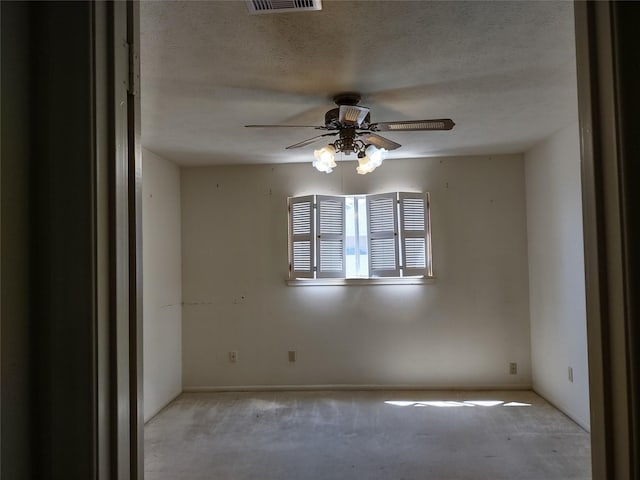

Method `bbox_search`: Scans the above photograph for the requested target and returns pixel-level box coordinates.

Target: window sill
[286,277,436,286]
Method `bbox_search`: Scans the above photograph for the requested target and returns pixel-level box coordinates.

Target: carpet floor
[145,390,591,480]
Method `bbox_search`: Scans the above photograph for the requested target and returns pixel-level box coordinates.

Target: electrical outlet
[288,350,297,362]
[229,351,238,363]
[509,362,518,375]
[568,366,574,383]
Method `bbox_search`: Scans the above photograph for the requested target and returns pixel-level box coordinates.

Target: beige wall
[142,149,182,421]
[180,154,531,389]
[525,122,590,430]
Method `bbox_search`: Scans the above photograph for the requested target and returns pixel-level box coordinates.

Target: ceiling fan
[245,92,455,174]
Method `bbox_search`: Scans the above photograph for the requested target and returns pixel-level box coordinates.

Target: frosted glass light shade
[356,156,375,175]
[365,145,388,167]
[356,146,388,174]
[313,145,337,173]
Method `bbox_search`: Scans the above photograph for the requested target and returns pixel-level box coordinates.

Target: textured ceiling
[141,1,577,166]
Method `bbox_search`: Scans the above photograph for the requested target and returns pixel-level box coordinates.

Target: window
[288,192,432,280]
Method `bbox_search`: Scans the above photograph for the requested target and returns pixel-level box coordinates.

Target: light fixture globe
[356,156,375,175]
[356,145,388,174]
[365,145,388,167]
[313,144,337,173]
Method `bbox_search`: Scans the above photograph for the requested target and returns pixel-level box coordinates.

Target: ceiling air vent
[246,0,322,15]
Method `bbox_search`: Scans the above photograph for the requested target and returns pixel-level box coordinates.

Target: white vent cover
[338,105,369,126]
[246,0,322,14]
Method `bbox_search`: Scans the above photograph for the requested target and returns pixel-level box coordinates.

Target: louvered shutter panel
[289,195,315,279]
[367,192,400,277]
[399,192,431,276]
[316,195,346,278]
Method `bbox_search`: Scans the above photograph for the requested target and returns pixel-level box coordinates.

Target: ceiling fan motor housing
[333,128,365,155]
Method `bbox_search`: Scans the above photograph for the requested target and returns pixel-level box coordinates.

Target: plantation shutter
[316,195,346,278]
[289,195,315,279]
[367,192,400,277]
[399,192,431,276]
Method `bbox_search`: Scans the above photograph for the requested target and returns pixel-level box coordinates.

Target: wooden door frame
[574,2,639,479]
[0,1,142,478]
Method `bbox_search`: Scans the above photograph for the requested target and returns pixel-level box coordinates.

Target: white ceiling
[140,0,577,167]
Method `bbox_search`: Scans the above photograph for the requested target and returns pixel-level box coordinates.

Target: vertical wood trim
[574,2,634,478]
[0,3,3,474]
[1,3,139,478]
[94,2,112,478]
[110,0,132,477]
[1,6,37,474]
[610,4,640,477]
[127,1,144,478]
[574,4,610,478]
[30,3,98,476]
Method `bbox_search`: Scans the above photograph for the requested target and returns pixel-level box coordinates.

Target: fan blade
[359,133,402,151]
[370,119,455,132]
[245,124,325,129]
[338,105,370,126]
[285,133,338,150]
